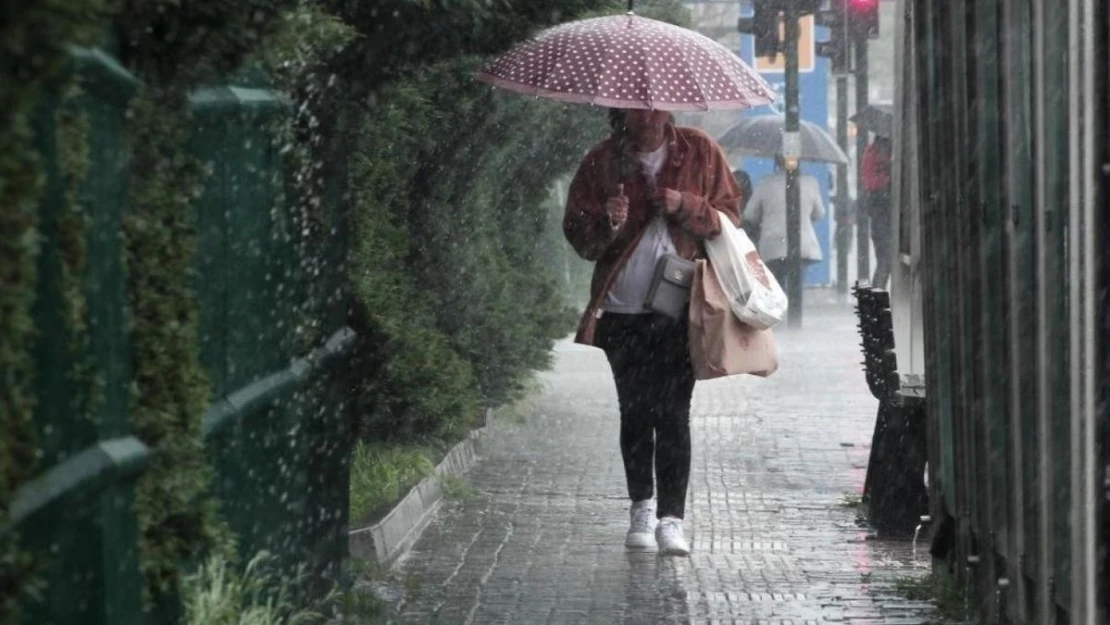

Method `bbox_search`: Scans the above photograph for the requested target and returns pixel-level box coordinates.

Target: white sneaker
[655,517,690,556]
[625,500,657,550]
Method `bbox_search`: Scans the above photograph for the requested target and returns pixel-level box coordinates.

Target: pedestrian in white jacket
[742,156,827,287]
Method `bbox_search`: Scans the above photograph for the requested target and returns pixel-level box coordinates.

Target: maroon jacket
[861,141,892,192]
[563,124,742,345]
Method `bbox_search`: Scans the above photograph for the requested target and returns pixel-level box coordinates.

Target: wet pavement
[386,300,938,624]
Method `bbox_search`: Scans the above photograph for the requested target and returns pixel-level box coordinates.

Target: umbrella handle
[627,0,634,12]
[617,183,625,197]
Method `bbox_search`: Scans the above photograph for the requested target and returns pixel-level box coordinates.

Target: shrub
[342,2,692,444]
[347,57,607,442]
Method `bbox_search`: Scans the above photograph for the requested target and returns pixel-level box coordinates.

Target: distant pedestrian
[742,156,826,289]
[861,135,893,288]
[732,168,752,212]
[564,108,741,556]
[732,168,758,242]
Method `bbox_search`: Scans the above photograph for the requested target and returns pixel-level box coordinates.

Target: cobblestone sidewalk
[386,302,937,624]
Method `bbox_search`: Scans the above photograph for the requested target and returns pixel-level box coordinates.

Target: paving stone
[387,304,938,624]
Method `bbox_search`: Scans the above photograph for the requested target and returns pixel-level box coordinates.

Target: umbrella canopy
[718,115,849,164]
[476,14,775,111]
[850,104,894,137]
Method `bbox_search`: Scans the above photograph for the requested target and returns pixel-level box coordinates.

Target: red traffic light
[847,0,879,38]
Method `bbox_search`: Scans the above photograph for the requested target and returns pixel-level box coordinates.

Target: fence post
[13,47,150,625]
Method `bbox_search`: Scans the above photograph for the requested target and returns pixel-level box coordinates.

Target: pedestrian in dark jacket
[861,135,893,288]
[564,108,740,556]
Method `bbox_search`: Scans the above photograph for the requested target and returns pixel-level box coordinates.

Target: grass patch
[891,572,968,622]
[437,473,474,500]
[349,443,435,522]
[332,588,388,625]
[182,551,329,625]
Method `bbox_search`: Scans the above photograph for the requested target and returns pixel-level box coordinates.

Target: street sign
[782,131,801,158]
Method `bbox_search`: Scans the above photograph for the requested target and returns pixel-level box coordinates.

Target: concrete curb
[347,422,487,567]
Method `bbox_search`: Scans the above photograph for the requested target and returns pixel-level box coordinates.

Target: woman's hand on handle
[606,184,629,231]
[653,187,684,215]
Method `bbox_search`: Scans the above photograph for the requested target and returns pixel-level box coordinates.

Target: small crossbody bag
[643,253,696,321]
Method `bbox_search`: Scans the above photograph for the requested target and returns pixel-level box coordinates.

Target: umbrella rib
[679,37,714,111]
[645,35,659,109]
[546,21,599,101]
[595,17,642,108]
[542,31,581,100]
[751,117,782,159]
[672,35,711,111]
[639,23,661,109]
[591,22,621,107]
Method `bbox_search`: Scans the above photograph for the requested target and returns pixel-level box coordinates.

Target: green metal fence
[8,45,355,624]
[12,48,150,625]
[897,0,1106,622]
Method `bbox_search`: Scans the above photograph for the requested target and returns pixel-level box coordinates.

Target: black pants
[765,258,816,291]
[596,313,696,519]
[866,189,893,289]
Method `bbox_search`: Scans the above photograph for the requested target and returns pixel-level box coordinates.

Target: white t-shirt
[603,145,677,314]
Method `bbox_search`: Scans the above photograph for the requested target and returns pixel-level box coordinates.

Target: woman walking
[742,156,827,289]
[563,109,741,555]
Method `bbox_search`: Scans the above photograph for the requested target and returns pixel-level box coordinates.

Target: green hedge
[346,57,601,443]
[344,1,689,443]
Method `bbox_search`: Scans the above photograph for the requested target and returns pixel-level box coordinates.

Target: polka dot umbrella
[476,12,776,111]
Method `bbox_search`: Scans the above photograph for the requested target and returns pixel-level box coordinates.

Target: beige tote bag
[688,259,778,380]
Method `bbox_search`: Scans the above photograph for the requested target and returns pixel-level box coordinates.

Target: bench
[853,284,929,537]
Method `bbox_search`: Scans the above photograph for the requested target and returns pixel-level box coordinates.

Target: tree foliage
[338,0,689,442]
[346,55,608,440]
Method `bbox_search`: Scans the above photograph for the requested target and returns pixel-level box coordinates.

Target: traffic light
[737,3,781,60]
[847,0,880,39]
[738,0,839,61]
[815,0,848,74]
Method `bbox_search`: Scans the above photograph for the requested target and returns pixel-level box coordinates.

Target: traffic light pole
[835,75,850,300]
[784,0,803,328]
[854,33,870,284]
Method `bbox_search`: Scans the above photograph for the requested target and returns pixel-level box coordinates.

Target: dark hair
[608,108,626,133]
[608,109,677,130]
[732,169,752,195]
[732,169,752,211]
